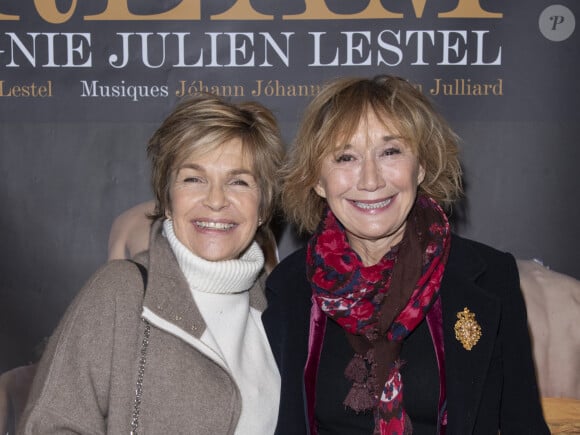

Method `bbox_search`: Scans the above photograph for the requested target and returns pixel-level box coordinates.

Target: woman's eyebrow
[382,135,403,142]
[179,163,204,171]
[178,164,254,177]
[229,168,255,177]
[339,135,402,149]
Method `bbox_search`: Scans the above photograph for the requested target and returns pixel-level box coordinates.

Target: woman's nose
[357,157,385,191]
[204,184,229,210]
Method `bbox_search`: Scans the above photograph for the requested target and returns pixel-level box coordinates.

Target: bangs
[324,102,415,157]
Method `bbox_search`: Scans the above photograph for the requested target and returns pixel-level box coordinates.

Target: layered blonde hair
[282,75,463,234]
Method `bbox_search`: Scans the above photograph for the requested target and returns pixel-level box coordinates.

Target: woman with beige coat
[19,94,285,434]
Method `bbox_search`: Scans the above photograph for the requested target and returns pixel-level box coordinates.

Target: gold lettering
[34,0,77,24]
[284,0,501,19]
[212,0,273,20]
[411,0,427,18]
[7,0,503,22]
[85,0,201,21]
[284,0,402,20]
[439,0,502,18]
[0,12,19,21]
[0,81,53,97]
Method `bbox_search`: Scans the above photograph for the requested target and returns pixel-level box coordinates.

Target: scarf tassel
[343,382,377,412]
[344,353,367,382]
[344,351,378,412]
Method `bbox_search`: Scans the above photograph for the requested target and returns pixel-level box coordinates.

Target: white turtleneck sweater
[163,220,280,435]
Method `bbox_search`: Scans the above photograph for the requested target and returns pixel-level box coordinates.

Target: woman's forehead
[331,111,402,144]
[177,138,255,166]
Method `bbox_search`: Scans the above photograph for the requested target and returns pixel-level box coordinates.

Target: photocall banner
[1,0,578,368]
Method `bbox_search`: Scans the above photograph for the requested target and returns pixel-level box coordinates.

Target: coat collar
[441,236,501,434]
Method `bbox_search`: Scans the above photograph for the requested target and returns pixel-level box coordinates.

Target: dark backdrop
[1,0,578,370]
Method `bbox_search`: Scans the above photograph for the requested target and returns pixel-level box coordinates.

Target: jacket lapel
[142,221,208,339]
[441,237,501,434]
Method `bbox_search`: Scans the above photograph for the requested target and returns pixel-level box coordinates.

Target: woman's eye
[183,176,203,183]
[382,147,401,157]
[230,179,250,186]
[335,154,355,163]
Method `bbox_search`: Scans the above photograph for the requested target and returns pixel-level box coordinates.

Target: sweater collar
[163,219,264,294]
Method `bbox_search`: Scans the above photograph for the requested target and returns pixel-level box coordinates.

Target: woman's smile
[350,196,394,211]
[193,220,237,231]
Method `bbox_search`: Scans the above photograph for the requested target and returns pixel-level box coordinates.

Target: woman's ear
[314,181,327,199]
[417,164,426,185]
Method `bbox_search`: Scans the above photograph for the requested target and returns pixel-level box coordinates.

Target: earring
[258,218,263,226]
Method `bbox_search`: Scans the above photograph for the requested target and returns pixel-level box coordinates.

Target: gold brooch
[454,307,482,350]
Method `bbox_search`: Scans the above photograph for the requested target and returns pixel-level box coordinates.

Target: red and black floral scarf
[306,195,451,435]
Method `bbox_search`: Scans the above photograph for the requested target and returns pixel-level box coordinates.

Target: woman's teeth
[354,198,391,209]
[195,221,235,230]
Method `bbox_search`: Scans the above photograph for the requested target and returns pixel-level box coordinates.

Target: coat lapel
[141,221,208,339]
[441,237,501,434]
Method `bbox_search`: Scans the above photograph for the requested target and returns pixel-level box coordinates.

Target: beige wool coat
[19,221,268,435]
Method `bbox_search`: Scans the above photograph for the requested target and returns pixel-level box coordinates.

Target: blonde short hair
[282,75,463,234]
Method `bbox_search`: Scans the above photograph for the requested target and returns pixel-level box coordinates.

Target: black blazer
[263,235,549,435]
